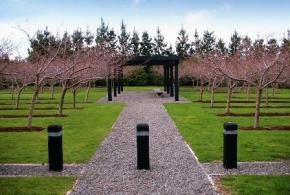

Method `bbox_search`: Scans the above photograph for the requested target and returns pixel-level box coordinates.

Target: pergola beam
[107,55,180,101]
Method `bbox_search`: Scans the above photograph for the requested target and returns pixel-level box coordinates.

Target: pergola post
[120,67,124,92]
[170,65,174,97]
[174,63,179,101]
[163,65,167,92]
[166,66,170,94]
[117,72,121,94]
[107,76,112,101]
[113,77,117,97]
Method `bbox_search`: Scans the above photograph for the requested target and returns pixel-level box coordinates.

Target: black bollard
[47,125,63,171]
[136,123,150,170]
[223,122,238,169]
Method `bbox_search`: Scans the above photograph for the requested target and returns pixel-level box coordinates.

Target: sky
[0,0,289,57]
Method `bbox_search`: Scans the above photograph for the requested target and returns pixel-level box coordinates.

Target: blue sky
[0,0,289,56]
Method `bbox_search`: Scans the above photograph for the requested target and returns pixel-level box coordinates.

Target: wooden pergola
[107,55,180,101]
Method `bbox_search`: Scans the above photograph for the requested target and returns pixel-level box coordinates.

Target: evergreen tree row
[29,18,289,60]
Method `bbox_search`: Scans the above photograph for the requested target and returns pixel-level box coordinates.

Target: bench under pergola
[107,55,180,101]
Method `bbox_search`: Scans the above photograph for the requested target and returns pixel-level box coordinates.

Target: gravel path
[203,161,290,176]
[71,92,216,194]
[0,164,83,177]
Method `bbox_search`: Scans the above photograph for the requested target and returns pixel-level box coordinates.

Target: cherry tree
[221,42,290,128]
[203,54,224,108]
[21,29,62,128]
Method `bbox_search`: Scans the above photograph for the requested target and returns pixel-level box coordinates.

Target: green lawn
[165,87,290,162]
[0,87,124,163]
[220,175,290,195]
[0,177,76,195]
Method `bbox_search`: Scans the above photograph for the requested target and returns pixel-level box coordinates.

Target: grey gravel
[203,161,290,176]
[71,92,216,194]
[0,164,84,177]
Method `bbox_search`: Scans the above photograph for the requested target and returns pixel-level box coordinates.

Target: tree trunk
[35,85,39,103]
[58,86,67,116]
[27,84,40,128]
[73,89,76,109]
[85,82,91,103]
[199,85,205,101]
[246,84,251,101]
[50,83,55,100]
[210,86,215,108]
[196,80,199,89]
[226,85,232,115]
[16,86,25,109]
[254,88,263,128]
[11,83,14,100]
[40,85,44,94]
[272,85,275,97]
[265,86,269,108]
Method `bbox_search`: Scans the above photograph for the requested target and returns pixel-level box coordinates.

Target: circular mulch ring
[0,126,45,132]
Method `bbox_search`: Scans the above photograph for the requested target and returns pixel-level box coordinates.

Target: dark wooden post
[166,66,170,94]
[113,77,117,97]
[170,65,174,97]
[117,72,121,94]
[174,63,179,101]
[121,67,124,92]
[163,65,167,92]
[107,76,112,101]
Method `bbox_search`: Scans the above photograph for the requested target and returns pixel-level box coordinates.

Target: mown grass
[220,175,290,195]
[0,177,76,195]
[0,87,124,163]
[165,87,290,162]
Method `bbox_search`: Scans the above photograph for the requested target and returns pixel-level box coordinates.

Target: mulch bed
[0,107,83,110]
[0,98,53,101]
[0,126,44,132]
[197,100,290,103]
[217,112,290,117]
[203,106,290,108]
[22,101,92,104]
[232,96,289,100]
[240,126,290,131]
[214,91,240,94]
[0,114,68,118]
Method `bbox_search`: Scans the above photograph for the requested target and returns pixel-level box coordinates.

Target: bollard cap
[47,125,62,133]
[224,122,238,131]
[137,123,149,132]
